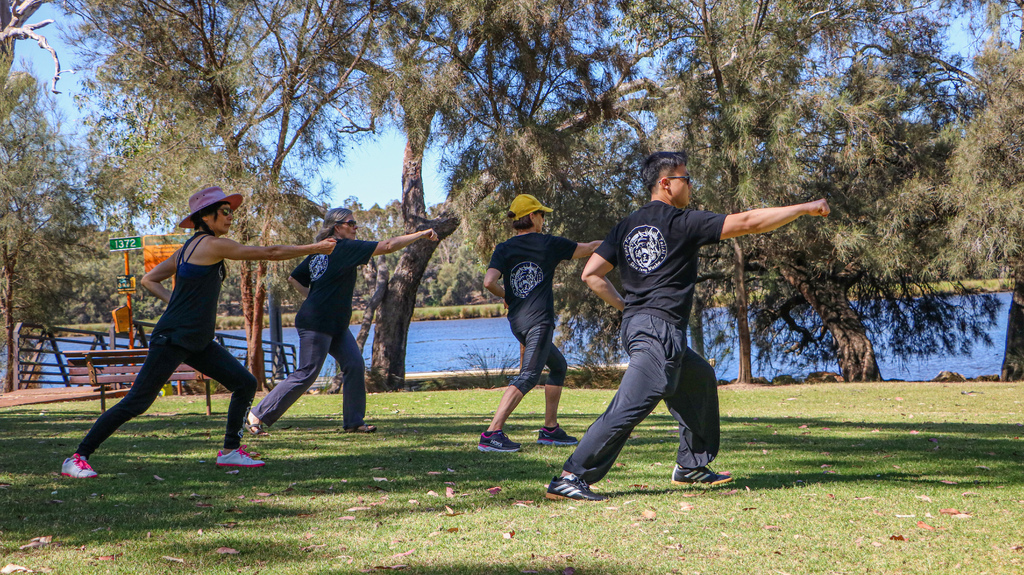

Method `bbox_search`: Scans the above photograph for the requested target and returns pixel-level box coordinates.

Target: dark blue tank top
[150,232,225,351]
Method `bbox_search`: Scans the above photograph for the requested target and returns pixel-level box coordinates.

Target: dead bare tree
[1,0,73,92]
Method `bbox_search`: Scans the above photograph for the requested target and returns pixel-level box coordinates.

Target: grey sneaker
[537,426,578,446]
[546,473,607,501]
[478,430,521,452]
[671,465,733,486]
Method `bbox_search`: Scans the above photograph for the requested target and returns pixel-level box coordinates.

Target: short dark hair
[508,210,540,230]
[190,201,229,234]
[641,151,689,192]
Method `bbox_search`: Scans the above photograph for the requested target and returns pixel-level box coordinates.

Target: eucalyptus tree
[617,0,981,381]
[347,0,659,390]
[930,0,1024,379]
[0,73,91,392]
[1,0,72,92]
[69,0,376,385]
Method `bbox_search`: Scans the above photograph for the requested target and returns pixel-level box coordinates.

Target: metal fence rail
[12,322,295,389]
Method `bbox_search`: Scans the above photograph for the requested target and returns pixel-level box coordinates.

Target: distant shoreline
[62,278,1014,333]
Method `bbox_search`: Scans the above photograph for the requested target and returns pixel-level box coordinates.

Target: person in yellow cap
[478,194,602,452]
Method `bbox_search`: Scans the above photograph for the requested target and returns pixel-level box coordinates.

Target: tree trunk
[732,239,753,383]
[2,261,14,393]
[240,260,267,390]
[778,263,881,381]
[689,288,706,359]
[1001,259,1024,381]
[326,256,388,394]
[369,137,458,391]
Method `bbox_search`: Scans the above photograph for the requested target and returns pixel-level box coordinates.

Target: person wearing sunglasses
[62,186,338,478]
[546,151,830,501]
[245,207,438,435]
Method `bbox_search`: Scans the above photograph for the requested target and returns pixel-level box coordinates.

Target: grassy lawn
[1,381,1023,574]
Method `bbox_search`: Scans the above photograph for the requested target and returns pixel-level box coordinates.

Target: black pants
[76,341,257,458]
[563,313,719,483]
[251,328,366,429]
[509,323,567,394]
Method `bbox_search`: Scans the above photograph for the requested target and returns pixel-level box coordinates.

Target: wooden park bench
[61,349,211,415]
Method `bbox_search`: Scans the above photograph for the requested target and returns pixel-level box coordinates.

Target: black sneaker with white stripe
[671,465,733,486]
[545,473,607,501]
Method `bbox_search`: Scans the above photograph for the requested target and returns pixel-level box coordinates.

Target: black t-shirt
[291,238,378,335]
[488,233,578,333]
[595,201,726,327]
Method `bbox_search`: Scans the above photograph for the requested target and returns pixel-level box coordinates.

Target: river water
[232,291,1013,382]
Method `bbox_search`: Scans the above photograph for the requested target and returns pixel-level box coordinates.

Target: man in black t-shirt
[478,194,601,452]
[247,207,437,434]
[546,152,830,501]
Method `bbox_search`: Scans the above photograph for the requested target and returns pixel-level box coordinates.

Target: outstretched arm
[373,228,439,256]
[572,240,602,260]
[581,253,624,311]
[483,268,504,299]
[720,199,830,240]
[203,237,337,262]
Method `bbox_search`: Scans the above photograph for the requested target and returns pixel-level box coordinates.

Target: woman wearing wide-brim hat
[61,186,337,478]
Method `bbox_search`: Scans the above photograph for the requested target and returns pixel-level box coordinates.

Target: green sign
[109,236,142,251]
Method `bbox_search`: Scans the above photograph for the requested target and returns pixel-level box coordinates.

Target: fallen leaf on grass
[939,508,962,515]
[373,477,389,482]
[486,486,502,496]
[225,470,240,475]
[909,430,919,434]
[161,556,184,563]
[348,507,372,511]
[153,475,165,481]
[679,503,695,511]
[642,510,657,520]
[94,555,117,561]
[426,490,439,497]
[917,495,932,502]
[443,506,463,517]
[962,491,979,497]
[722,489,739,495]
[853,496,873,500]
[256,492,272,497]
[1,565,34,574]
[427,471,441,475]
[1011,546,1024,551]
[514,500,534,507]
[940,480,958,485]
[445,487,455,498]
[301,544,328,552]
[19,536,53,550]
[391,549,415,559]
[369,565,408,571]
[562,568,576,575]
[503,530,516,539]
[446,527,459,533]
[917,521,935,530]
[762,525,781,531]
[338,516,356,521]
[215,547,239,554]
[408,499,419,505]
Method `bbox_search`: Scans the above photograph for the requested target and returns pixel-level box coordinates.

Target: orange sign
[143,234,189,273]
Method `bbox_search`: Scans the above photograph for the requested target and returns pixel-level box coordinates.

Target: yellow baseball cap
[508,194,554,220]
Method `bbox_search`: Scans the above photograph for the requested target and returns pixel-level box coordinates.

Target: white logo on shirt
[310,254,329,281]
[509,261,544,298]
[623,225,667,273]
